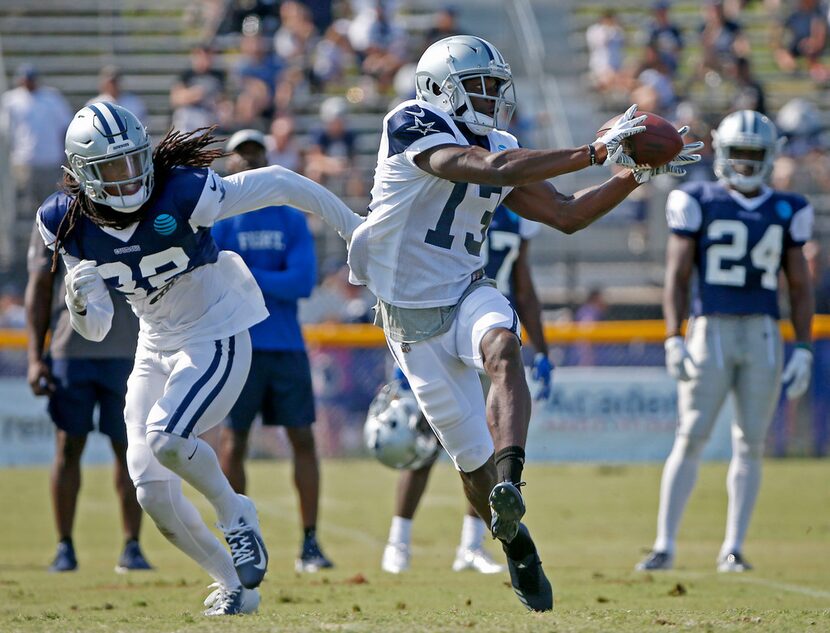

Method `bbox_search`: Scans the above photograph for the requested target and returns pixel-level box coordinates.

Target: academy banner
[526,367,734,462]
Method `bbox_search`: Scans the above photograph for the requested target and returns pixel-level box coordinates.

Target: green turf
[1,459,828,632]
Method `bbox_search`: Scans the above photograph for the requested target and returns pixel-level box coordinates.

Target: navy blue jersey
[483,204,540,298]
[666,181,813,318]
[38,167,219,302]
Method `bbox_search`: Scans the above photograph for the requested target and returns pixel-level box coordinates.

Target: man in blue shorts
[26,221,152,573]
[213,129,334,572]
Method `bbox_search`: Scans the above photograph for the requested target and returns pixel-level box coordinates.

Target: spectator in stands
[631,43,678,118]
[772,0,828,82]
[0,284,24,328]
[0,64,72,277]
[273,1,318,69]
[232,32,284,125]
[311,19,357,91]
[215,0,280,38]
[573,287,607,367]
[212,129,335,574]
[304,97,364,197]
[299,258,375,324]
[25,221,150,573]
[265,113,304,172]
[728,56,767,115]
[170,43,232,132]
[88,65,148,123]
[646,1,684,77]
[349,0,408,94]
[585,10,627,94]
[691,0,750,86]
[424,7,462,49]
[674,101,714,181]
[298,0,334,36]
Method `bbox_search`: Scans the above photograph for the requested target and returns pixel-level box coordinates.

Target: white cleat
[381,542,411,574]
[452,546,507,574]
[202,582,260,615]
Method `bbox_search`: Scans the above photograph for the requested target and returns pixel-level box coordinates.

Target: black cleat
[502,524,553,612]
[489,481,526,543]
[635,550,674,571]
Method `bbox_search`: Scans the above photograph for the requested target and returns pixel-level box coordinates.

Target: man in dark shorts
[26,221,152,573]
[213,129,334,572]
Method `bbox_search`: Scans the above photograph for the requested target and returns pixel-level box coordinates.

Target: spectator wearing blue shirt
[213,129,334,573]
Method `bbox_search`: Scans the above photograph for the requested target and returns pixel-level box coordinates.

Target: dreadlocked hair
[51,126,226,272]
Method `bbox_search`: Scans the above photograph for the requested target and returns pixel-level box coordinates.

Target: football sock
[721,441,762,556]
[388,516,412,546]
[146,432,242,527]
[494,446,525,485]
[654,435,704,553]
[135,480,239,588]
[460,514,486,551]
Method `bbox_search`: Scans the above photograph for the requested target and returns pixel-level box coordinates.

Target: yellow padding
[2,315,828,350]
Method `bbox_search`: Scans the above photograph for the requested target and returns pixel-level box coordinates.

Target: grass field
[0,459,828,632]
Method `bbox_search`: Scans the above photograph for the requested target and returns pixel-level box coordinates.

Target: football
[596,111,683,168]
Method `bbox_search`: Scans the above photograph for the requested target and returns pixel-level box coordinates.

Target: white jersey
[39,165,363,351]
[347,100,520,308]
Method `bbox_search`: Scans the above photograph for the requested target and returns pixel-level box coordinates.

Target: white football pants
[386,285,519,473]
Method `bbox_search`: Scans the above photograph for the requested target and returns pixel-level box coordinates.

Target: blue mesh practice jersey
[482,204,540,299]
[37,166,268,350]
[666,181,813,318]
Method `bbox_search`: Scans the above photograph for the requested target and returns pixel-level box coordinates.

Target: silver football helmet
[64,102,154,213]
[712,110,781,193]
[415,35,516,136]
[364,381,440,470]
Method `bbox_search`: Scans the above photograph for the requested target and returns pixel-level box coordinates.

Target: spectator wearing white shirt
[0,64,72,275]
[586,10,626,93]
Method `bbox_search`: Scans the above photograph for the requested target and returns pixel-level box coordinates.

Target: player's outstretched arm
[413,104,645,187]
[213,165,364,242]
[502,170,640,234]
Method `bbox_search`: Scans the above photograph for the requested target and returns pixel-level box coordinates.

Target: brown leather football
[597,111,683,168]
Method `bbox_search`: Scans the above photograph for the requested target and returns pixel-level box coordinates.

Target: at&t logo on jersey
[154,213,177,235]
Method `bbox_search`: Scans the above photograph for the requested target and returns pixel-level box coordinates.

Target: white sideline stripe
[730,576,830,600]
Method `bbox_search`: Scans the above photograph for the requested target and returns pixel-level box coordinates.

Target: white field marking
[668,570,830,600]
[729,575,830,600]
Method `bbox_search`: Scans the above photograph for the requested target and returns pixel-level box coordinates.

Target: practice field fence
[0,317,828,465]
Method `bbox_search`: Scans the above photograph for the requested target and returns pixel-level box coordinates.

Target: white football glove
[597,103,647,166]
[629,127,705,183]
[65,260,103,314]
[664,335,695,381]
[781,347,813,400]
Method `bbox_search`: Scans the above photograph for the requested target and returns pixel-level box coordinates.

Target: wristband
[795,342,813,353]
[587,143,597,166]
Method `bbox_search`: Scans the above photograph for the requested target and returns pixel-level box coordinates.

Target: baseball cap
[225,129,267,152]
[15,63,38,81]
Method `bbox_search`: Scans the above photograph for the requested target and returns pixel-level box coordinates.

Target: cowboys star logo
[404,106,437,136]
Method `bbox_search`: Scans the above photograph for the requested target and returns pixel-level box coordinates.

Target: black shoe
[489,481,525,543]
[502,524,553,612]
[635,550,674,571]
[49,541,77,572]
[295,537,334,573]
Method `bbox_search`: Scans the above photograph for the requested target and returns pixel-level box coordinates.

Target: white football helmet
[712,110,781,193]
[415,35,516,136]
[64,102,154,213]
[364,381,440,470]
